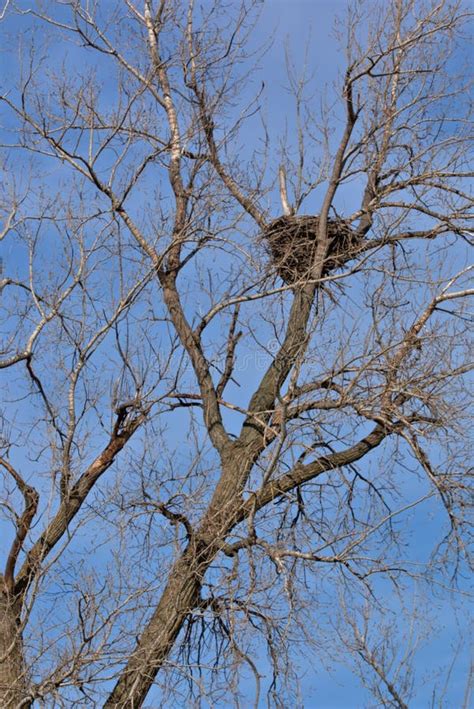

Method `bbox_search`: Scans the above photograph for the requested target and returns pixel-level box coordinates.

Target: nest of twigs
[263,214,359,285]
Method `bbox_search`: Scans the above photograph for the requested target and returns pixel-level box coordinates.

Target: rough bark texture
[104,545,205,707]
[105,453,243,707]
[0,589,28,708]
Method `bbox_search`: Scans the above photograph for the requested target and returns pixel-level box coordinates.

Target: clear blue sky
[0,1,471,707]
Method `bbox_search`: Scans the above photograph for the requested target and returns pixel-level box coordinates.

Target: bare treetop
[0,1,472,706]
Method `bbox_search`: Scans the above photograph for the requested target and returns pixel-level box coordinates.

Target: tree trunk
[105,466,243,708]
[0,588,29,708]
[104,541,210,707]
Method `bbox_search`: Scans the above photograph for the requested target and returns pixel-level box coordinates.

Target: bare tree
[0,0,472,706]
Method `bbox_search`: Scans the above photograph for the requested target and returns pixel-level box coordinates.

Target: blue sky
[0,0,472,707]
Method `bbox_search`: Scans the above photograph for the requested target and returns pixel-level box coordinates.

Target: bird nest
[263,214,359,285]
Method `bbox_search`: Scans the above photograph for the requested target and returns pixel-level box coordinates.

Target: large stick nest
[263,215,360,285]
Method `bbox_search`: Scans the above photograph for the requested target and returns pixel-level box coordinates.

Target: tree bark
[105,452,245,707]
[104,533,226,707]
[0,587,29,708]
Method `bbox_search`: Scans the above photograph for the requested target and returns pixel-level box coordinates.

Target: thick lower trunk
[0,590,29,708]
[104,541,209,708]
[105,456,244,708]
